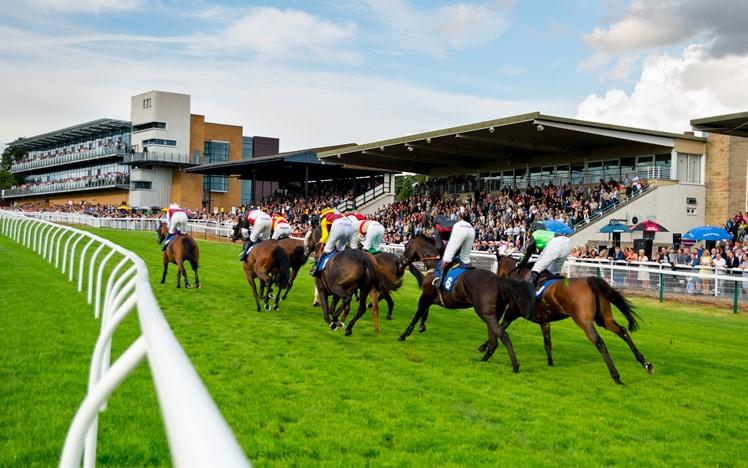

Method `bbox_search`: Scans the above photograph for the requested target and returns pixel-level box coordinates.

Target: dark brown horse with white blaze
[231,221,290,311]
[495,255,653,384]
[401,263,534,372]
[156,222,200,288]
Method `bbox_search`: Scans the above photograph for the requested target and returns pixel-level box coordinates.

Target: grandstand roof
[318,112,705,174]
[9,118,132,150]
[691,111,748,138]
[185,144,394,182]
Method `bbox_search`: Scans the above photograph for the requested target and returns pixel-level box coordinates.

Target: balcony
[1,176,130,199]
[121,151,201,167]
[12,147,129,173]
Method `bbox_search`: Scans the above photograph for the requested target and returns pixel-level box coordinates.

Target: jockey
[239,206,272,261]
[359,219,385,254]
[517,224,572,287]
[434,213,475,289]
[310,207,353,276]
[433,214,456,257]
[271,213,292,240]
[346,212,366,248]
[163,202,188,250]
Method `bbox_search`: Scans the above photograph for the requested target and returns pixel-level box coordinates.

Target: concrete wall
[128,167,173,208]
[705,133,748,224]
[572,182,706,247]
[130,91,191,155]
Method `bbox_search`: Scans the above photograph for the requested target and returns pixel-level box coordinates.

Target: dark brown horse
[400,264,534,372]
[401,233,441,271]
[496,255,653,384]
[156,222,200,289]
[231,222,290,311]
[276,237,309,300]
[314,247,384,336]
[370,251,405,320]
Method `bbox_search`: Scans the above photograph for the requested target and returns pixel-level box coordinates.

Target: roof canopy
[186,145,394,182]
[9,118,132,150]
[691,111,748,138]
[318,112,703,174]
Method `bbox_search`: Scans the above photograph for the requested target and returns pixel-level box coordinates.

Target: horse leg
[160,254,169,284]
[273,278,282,310]
[383,292,394,320]
[190,259,200,289]
[418,309,430,333]
[369,289,380,334]
[541,322,554,367]
[344,288,369,336]
[175,259,183,288]
[480,308,520,373]
[318,286,334,326]
[179,259,191,289]
[246,274,262,312]
[600,311,653,374]
[574,316,623,385]
[282,267,300,300]
[399,292,431,341]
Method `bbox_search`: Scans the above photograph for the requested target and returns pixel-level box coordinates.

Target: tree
[0,142,26,189]
[395,174,427,201]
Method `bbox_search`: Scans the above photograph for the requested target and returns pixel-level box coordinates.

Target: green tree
[395,174,427,201]
[0,142,26,189]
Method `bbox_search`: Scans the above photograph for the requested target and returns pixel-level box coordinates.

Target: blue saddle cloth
[536,278,562,300]
[318,251,338,273]
[434,260,470,292]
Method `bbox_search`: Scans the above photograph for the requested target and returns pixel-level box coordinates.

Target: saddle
[534,271,566,300]
[433,260,473,292]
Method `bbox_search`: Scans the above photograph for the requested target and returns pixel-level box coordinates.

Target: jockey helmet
[320,207,335,218]
[169,202,180,209]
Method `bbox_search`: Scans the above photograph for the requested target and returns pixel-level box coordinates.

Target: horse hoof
[185,284,192,289]
[177,285,181,289]
[274,304,279,311]
[313,303,320,308]
[330,321,338,330]
[645,362,654,374]
[195,283,201,289]
[386,315,392,321]
[264,304,271,311]
[418,326,426,333]
[160,280,165,284]
[547,361,554,367]
[512,364,520,374]
[345,330,352,336]
[398,335,406,341]
[477,345,487,352]
[268,292,275,299]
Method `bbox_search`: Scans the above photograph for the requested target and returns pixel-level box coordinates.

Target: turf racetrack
[2,229,748,466]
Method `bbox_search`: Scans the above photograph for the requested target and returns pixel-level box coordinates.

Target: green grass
[2,228,748,467]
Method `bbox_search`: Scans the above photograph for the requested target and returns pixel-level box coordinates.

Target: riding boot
[529,271,540,287]
[239,240,252,261]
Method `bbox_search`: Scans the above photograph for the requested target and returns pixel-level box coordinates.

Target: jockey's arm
[517,237,538,269]
[319,218,330,244]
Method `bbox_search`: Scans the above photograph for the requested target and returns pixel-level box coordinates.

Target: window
[571,163,585,185]
[586,161,603,184]
[133,121,166,132]
[604,159,620,181]
[143,98,152,109]
[677,153,702,184]
[142,138,177,146]
[204,175,228,192]
[203,141,230,193]
[655,153,671,179]
[242,136,254,160]
[556,165,569,185]
[131,180,152,190]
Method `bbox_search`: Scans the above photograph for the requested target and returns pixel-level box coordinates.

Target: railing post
[659,273,664,303]
[733,280,739,314]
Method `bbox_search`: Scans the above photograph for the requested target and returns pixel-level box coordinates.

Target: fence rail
[0,210,250,468]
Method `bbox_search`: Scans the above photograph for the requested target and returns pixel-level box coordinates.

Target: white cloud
[362,0,510,56]
[576,44,748,133]
[193,7,359,63]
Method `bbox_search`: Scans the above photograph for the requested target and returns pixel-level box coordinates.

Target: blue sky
[1,0,747,150]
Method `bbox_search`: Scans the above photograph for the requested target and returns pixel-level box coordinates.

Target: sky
[1,0,747,151]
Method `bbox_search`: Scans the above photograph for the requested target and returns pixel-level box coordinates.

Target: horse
[313,247,384,336]
[231,221,291,311]
[401,233,441,271]
[495,255,653,384]
[156,222,200,289]
[400,263,535,372]
[276,237,310,300]
[369,251,405,320]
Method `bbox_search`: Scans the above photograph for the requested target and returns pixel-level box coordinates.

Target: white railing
[12,147,129,172]
[0,211,250,468]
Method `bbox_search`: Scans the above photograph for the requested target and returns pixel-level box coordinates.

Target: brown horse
[496,255,653,384]
[370,251,405,320]
[156,222,200,289]
[231,222,290,311]
[314,247,383,336]
[400,264,534,372]
[276,237,310,300]
[401,233,441,271]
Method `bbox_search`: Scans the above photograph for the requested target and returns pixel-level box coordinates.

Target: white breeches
[272,223,292,240]
[362,222,385,252]
[349,232,361,249]
[442,220,475,264]
[250,217,272,242]
[168,211,188,235]
[323,218,353,254]
[532,236,571,275]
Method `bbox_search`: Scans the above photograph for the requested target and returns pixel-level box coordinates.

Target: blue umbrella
[682,226,733,241]
[541,220,574,235]
[599,223,630,233]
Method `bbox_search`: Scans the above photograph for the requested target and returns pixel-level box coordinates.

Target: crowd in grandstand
[7,172,130,194]
[17,137,129,165]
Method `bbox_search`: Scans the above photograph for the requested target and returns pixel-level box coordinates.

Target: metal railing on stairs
[0,211,250,468]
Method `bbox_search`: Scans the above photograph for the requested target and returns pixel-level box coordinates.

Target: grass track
[2,228,748,467]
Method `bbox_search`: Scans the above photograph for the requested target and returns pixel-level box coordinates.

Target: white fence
[0,211,250,468]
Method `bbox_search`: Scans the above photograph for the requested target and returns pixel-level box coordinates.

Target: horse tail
[362,253,379,292]
[272,246,290,290]
[182,236,199,265]
[496,277,535,319]
[377,258,403,294]
[586,277,640,332]
[408,264,425,288]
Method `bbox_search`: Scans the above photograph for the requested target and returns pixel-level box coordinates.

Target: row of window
[23,131,131,161]
[133,121,166,132]
[203,141,229,193]
[25,163,130,183]
[142,138,177,147]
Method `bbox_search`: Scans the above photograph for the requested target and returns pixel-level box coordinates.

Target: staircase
[572,183,657,234]
[336,178,394,215]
